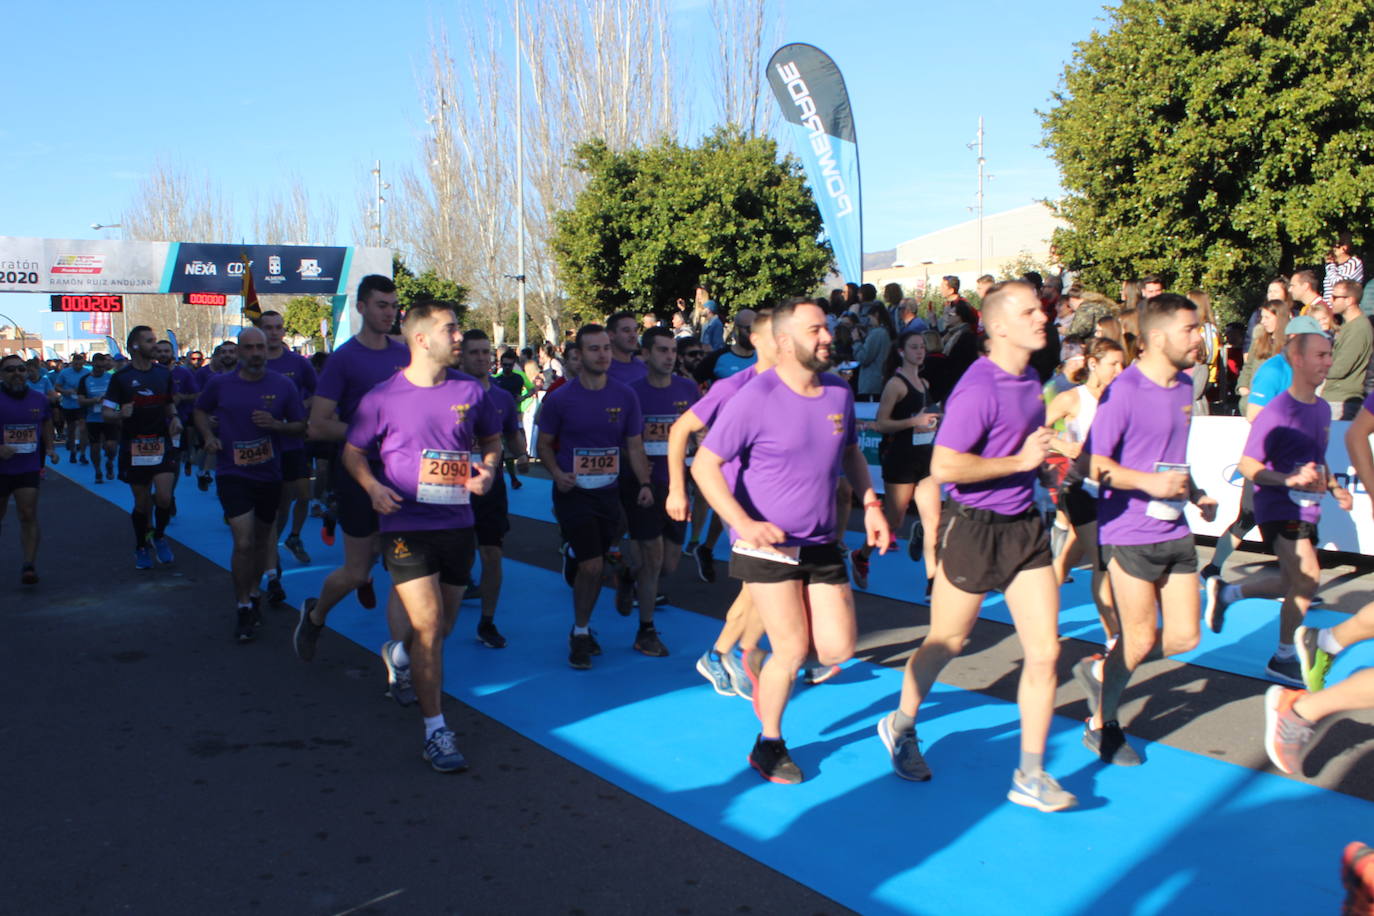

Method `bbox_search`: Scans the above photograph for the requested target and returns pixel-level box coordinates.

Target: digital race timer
[50,294,124,312]
[183,292,229,307]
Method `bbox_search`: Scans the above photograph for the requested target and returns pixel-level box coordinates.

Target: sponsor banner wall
[172,243,347,295]
[0,237,171,293]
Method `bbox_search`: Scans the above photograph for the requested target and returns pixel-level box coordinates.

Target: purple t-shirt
[266,350,318,451]
[689,365,761,427]
[935,356,1043,515]
[194,371,305,481]
[316,336,410,423]
[607,356,648,387]
[1243,390,1331,525]
[536,377,643,489]
[1087,364,1194,545]
[347,373,501,531]
[170,366,198,423]
[630,375,699,484]
[0,387,51,475]
[482,382,521,441]
[702,369,856,546]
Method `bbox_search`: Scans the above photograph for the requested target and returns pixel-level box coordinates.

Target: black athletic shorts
[280,448,309,483]
[553,485,620,564]
[85,422,109,444]
[0,471,41,499]
[118,441,177,487]
[881,444,933,487]
[383,527,475,587]
[621,479,686,544]
[61,407,85,426]
[217,474,283,523]
[472,474,510,548]
[1226,478,1257,537]
[936,501,1052,594]
[1260,519,1319,550]
[333,462,378,539]
[1104,534,1199,582]
[1058,479,1098,529]
[729,540,849,585]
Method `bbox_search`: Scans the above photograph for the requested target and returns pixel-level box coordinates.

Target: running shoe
[615,565,636,616]
[748,734,803,784]
[1007,768,1078,812]
[587,630,602,656]
[265,575,287,605]
[1264,685,1314,775]
[694,544,716,583]
[151,538,174,565]
[94,472,103,484]
[248,595,264,628]
[721,650,751,700]
[380,640,417,707]
[1265,653,1305,688]
[20,564,38,586]
[134,547,153,570]
[422,727,469,773]
[696,650,735,696]
[476,619,507,649]
[1203,576,1230,634]
[801,664,842,685]
[849,549,870,590]
[1073,654,1104,722]
[356,579,377,610]
[569,630,596,670]
[293,599,323,661]
[320,512,336,546]
[907,527,923,563]
[1295,625,1333,692]
[197,472,212,492]
[633,625,669,658]
[235,607,256,643]
[509,474,522,490]
[1082,719,1142,766]
[284,534,311,565]
[1342,842,1374,916]
[561,543,577,587]
[878,712,931,781]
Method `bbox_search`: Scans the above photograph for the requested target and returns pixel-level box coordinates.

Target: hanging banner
[766,43,863,283]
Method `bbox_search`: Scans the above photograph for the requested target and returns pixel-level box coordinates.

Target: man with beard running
[877,280,1075,811]
[606,311,649,386]
[294,276,409,664]
[1074,293,1218,764]
[0,353,57,584]
[104,326,182,569]
[344,301,502,770]
[693,299,890,784]
[194,327,306,640]
[260,310,319,594]
[457,328,531,649]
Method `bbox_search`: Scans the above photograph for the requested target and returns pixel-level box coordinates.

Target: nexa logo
[773,60,854,219]
[184,261,217,276]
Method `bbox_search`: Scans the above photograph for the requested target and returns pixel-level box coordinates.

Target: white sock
[573,625,590,636]
[1275,642,1296,660]
[1221,584,1243,604]
[391,642,410,668]
[423,715,446,739]
[1318,628,1344,655]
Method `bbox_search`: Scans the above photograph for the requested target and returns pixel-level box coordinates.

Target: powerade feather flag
[766,43,862,283]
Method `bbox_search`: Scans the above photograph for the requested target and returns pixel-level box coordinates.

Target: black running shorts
[280,448,309,483]
[333,464,378,539]
[553,485,620,564]
[936,501,1052,594]
[1103,534,1199,583]
[621,480,686,544]
[729,541,849,585]
[1259,519,1319,550]
[472,474,511,548]
[0,471,41,499]
[217,475,283,524]
[383,527,475,587]
[118,444,176,487]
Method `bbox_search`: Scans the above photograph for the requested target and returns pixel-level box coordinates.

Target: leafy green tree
[1042,0,1374,319]
[282,296,331,351]
[393,254,468,322]
[551,127,833,325]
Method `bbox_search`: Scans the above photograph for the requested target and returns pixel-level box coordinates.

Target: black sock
[153,504,171,538]
[131,510,149,546]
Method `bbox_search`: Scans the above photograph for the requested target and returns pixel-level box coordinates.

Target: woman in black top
[849,330,939,589]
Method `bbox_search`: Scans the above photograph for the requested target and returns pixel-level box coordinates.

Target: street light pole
[514,0,528,350]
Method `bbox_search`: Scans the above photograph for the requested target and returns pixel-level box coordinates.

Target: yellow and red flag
[240,252,262,326]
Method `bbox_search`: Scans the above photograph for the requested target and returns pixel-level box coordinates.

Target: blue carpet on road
[56,463,1373,915]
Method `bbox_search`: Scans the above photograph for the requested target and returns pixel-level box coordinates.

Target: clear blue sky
[0,0,1111,332]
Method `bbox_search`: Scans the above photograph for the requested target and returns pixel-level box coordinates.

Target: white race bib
[574,447,619,489]
[131,435,165,467]
[643,415,673,457]
[233,437,273,467]
[1145,462,1189,521]
[731,539,801,566]
[3,424,37,455]
[417,449,470,505]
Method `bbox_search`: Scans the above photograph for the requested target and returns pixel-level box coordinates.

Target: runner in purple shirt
[621,327,699,644]
[694,299,889,785]
[458,328,533,649]
[192,342,238,491]
[606,311,649,386]
[1210,328,1352,688]
[535,323,653,670]
[261,309,320,581]
[881,280,1075,811]
[340,301,503,773]
[667,310,778,699]
[295,275,409,666]
[0,353,57,584]
[1077,293,1218,766]
[194,326,307,642]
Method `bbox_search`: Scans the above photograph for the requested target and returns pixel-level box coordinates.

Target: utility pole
[514,0,528,350]
[969,116,987,277]
[371,160,386,248]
